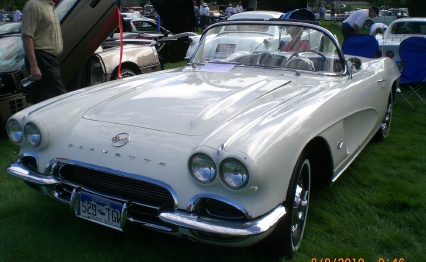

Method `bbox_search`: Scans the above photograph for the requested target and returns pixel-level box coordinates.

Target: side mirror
[347,57,362,79]
[349,57,362,70]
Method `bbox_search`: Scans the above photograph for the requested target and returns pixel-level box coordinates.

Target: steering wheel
[287,50,326,61]
[284,57,316,71]
[402,29,416,34]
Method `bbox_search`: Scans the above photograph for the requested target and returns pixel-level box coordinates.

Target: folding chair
[342,34,379,58]
[395,37,426,109]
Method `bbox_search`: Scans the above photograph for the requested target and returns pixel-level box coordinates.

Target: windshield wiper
[207,59,240,65]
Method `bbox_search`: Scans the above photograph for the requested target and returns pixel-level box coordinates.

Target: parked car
[0,22,161,93]
[0,22,21,34]
[375,17,426,63]
[0,33,25,96]
[106,16,197,63]
[0,0,119,96]
[89,44,161,85]
[0,0,160,130]
[336,12,349,22]
[364,8,409,29]
[5,17,400,258]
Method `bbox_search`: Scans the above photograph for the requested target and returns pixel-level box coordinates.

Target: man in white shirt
[200,2,210,30]
[370,22,388,36]
[231,2,239,15]
[237,1,244,13]
[199,1,206,30]
[225,4,233,17]
[13,6,22,21]
[341,6,379,40]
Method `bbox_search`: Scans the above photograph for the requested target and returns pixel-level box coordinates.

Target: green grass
[1,22,425,261]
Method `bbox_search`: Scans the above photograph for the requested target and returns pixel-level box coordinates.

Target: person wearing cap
[199,1,206,30]
[340,6,379,40]
[200,2,210,30]
[193,1,200,32]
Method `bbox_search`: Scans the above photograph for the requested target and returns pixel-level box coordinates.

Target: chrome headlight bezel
[24,122,42,147]
[6,119,23,143]
[219,158,249,190]
[188,153,217,184]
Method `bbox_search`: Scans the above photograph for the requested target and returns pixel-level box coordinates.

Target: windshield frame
[189,20,346,76]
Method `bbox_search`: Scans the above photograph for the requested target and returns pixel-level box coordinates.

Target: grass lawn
[1,21,425,261]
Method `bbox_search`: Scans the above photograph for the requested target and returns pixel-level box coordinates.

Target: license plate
[215,44,236,53]
[75,190,123,230]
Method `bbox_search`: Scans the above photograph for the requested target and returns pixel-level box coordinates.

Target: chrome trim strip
[159,205,286,236]
[24,90,86,118]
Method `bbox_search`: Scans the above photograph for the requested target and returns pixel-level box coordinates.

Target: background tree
[406,0,425,17]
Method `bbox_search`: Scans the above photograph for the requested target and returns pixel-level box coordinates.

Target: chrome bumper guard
[6,159,60,185]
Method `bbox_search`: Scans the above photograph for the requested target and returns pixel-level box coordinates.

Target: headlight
[219,158,249,190]
[7,119,23,143]
[24,122,42,147]
[189,154,216,184]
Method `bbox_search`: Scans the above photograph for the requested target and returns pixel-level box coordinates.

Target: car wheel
[112,68,137,80]
[258,150,311,259]
[364,20,373,30]
[374,91,393,142]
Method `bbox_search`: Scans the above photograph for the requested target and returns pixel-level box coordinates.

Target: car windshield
[0,36,25,71]
[131,20,159,33]
[191,21,343,74]
[390,21,426,34]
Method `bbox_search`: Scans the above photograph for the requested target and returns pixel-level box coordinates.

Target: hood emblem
[111,133,130,148]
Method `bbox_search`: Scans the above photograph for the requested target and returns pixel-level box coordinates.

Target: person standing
[193,1,200,32]
[199,0,205,30]
[0,11,5,22]
[330,4,336,23]
[340,6,379,40]
[21,0,66,105]
[200,2,210,30]
[237,1,244,13]
[231,2,240,16]
[318,4,326,22]
[13,6,22,21]
[225,4,233,17]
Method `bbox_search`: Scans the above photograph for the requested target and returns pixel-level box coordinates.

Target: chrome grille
[58,164,174,208]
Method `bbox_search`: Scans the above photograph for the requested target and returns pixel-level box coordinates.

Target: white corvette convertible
[6,18,400,258]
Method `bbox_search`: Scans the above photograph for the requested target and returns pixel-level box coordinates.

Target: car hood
[82,67,322,136]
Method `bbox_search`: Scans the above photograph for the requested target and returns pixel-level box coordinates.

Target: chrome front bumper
[6,158,286,246]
